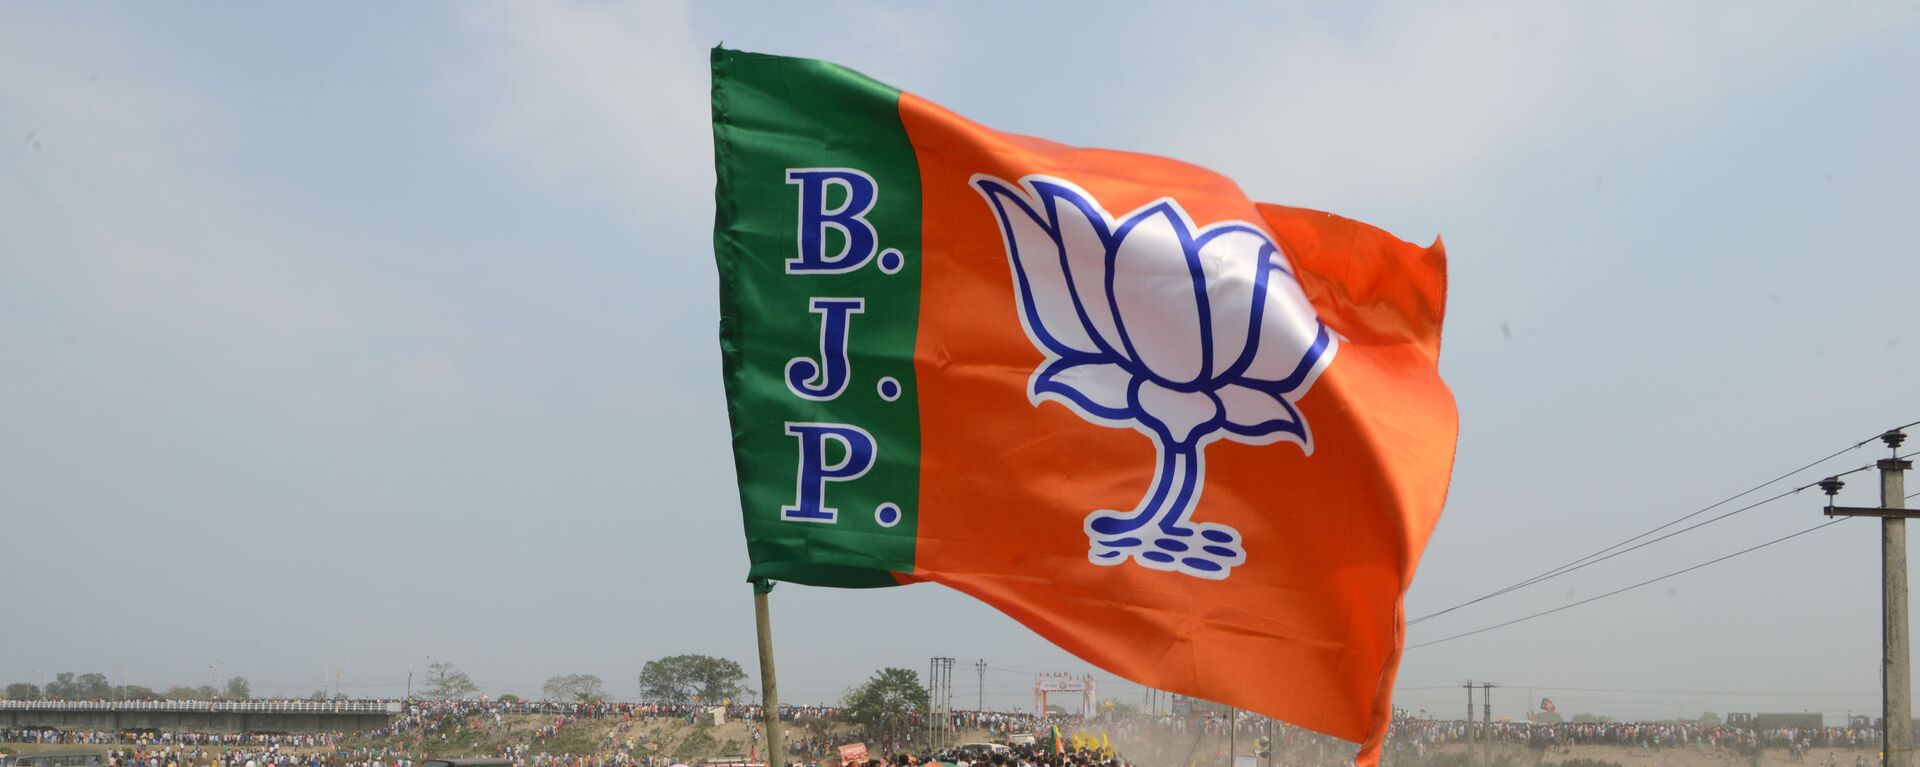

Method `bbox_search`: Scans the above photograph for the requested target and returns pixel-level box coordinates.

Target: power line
[1409,422,1913,626]
[1484,685,1875,697]
[1406,517,1853,650]
[1397,688,1873,699]
[1410,438,1885,625]
[1409,483,1812,626]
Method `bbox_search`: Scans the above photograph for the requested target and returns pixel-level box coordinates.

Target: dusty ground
[1098,727,1887,767]
[1414,742,1882,767]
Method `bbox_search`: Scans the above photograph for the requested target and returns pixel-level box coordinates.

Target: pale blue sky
[2,2,1917,726]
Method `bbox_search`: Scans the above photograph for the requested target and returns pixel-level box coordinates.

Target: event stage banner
[711,47,1456,764]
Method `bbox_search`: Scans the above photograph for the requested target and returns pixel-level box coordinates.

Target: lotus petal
[1218,383,1307,446]
[1034,181,1126,356]
[1195,227,1270,381]
[1241,258,1325,387]
[1033,358,1133,423]
[974,179,1101,356]
[1109,205,1205,385]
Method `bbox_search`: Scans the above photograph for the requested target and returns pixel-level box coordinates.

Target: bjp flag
[711,47,1455,765]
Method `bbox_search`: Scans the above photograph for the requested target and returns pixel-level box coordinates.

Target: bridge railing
[0,700,401,714]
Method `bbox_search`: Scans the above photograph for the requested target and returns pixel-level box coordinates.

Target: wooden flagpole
[753,579,785,767]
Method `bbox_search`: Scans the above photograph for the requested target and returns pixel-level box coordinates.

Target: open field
[1097,730,1887,767]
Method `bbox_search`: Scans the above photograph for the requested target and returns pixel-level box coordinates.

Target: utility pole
[1264,715,1274,767]
[1463,681,1475,767]
[1481,682,1496,767]
[1230,706,1238,763]
[927,657,955,751]
[939,658,955,749]
[1821,429,1914,767]
[976,660,987,711]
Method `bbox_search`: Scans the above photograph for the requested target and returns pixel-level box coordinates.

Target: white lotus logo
[972,174,1337,579]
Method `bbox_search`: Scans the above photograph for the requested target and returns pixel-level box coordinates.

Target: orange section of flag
[900,92,1455,764]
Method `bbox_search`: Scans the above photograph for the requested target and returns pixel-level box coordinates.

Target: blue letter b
[786,168,878,273]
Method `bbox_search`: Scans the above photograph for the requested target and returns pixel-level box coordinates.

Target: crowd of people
[0,700,1126,767]
[1381,716,1893,763]
[7,698,1909,767]
[842,742,1126,767]
[2,732,340,749]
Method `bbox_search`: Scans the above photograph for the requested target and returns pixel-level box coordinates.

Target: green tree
[224,677,251,700]
[44,672,112,700]
[1697,712,1722,725]
[163,685,208,700]
[117,685,160,701]
[638,655,749,704]
[76,673,112,699]
[4,683,41,701]
[423,662,478,699]
[841,668,927,752]
[543,674,606,702]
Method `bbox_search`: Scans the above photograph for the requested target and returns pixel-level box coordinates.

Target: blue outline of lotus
[972,174,1338,580]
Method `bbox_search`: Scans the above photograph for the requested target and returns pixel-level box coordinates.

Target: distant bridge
[0,700,401,734]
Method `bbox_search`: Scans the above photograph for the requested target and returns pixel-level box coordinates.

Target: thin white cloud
[1147,2,1909,212]
[450,1,713,219]
[0,5,467,412]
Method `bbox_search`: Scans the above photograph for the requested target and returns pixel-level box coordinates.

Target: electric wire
[1405,516,1853,650]
[1409,421,1914,626]
[1407,448,1915,649]
[1408,483,1810,627]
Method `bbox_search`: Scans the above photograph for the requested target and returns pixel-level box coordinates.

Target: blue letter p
[781,422,877,523]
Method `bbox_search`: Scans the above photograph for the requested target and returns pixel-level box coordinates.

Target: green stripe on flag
[711,48,923,588]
